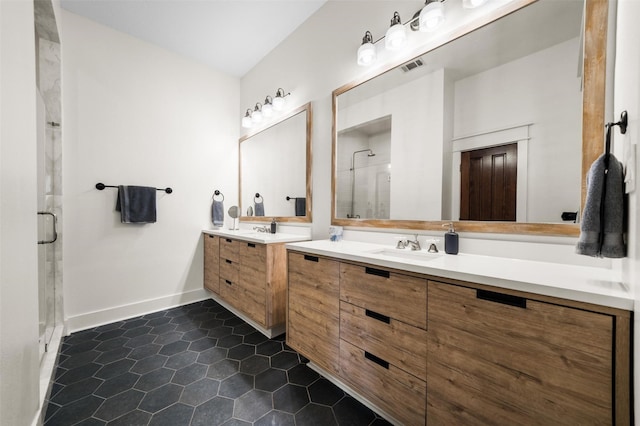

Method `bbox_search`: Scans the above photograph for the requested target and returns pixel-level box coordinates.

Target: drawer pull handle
[477,289,526,308]
[248,243,256,248]
[304,255,319,262]
[365,309,390,324]
[225,259,232,264]
[364,351,389,369]
[365,267,390,278]
[208,235,215,239]
[225,280,232,285]
[225,238,232,243]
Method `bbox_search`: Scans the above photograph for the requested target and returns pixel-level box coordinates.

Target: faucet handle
[396,236,408,249]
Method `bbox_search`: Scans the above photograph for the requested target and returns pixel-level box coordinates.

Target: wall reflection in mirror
[240,103,311,222]
[335,0,584,225]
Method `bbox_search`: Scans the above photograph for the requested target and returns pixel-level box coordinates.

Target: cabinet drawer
[219,277,237,304]
[427,281,613,425]
[219,258,239,284]
[220,238,239,263]
[340,302,426,381]
[204,234,220,294]
[340,339,426,426]
[340,263,427,329]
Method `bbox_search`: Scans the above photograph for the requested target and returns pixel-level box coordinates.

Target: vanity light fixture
[262,96,274,117]
[418,0,445,32]
[272,88,290,111]
[385,12,407,50]
[241,108,253,128]
[251,103,263,124]
[357,31,377,66]
[462,0,488,8]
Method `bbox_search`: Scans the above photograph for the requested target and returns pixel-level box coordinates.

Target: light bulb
[419,1,444,32]
[385,12,407,50]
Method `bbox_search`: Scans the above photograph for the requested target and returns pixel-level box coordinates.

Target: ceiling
[60,0,327,77]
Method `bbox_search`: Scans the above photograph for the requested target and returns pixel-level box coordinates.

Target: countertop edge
[203,229,310,244]
[285,241,634,311]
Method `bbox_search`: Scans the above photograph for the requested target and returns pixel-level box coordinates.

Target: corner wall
[61,11,240,331]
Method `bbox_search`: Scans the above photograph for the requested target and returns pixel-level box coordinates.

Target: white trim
[65,288,210,333]
[450,124,531,222]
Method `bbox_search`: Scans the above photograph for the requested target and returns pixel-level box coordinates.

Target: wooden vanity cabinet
[285,251,631,425]
[287,252,340,375]
[204,234,288,334]
[427,280,630,426]
[203,234,220,294]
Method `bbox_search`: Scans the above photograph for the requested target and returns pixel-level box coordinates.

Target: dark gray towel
[255,201,265,216]
[212,200,224,227]
[576,153,626,258]
[295,197,306,216]
[116,185,157,224]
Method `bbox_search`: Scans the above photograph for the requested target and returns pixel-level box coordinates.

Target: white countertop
[285,240,633,311]
[203,228,310,244]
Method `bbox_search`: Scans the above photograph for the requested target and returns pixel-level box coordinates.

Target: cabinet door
[427,281,614,425]
[238,242,267,326]
[287,252,340,375]
[203,234,220,293]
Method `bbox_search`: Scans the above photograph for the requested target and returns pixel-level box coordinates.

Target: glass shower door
[36,91,57,359]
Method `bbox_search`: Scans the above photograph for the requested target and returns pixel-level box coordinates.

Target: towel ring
[254,193,263,203]
[212,190,224,202]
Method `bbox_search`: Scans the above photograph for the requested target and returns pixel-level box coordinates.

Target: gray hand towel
[212,199,224,227]
[295,197,306,216]
[576,153,626,258]
[116,185,157,224]
[255,201,265,216]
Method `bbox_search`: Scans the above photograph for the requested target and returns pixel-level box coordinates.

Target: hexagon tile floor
[44,299,392,425]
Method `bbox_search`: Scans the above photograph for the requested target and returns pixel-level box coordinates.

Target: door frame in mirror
[240,102,313,223]
[331,0,607,236]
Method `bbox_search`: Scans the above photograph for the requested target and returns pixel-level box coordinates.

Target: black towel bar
[96,182,173,194]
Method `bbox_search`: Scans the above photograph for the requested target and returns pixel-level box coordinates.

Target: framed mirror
[240,102,312,223]
[332,0,607,236]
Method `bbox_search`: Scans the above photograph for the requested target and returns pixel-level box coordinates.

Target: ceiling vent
[400,58,425,73]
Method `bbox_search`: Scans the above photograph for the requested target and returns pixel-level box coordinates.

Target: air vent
[400,58,424,73]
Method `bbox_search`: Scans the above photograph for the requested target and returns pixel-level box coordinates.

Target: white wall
[0,0,41,424]
[241,1,611,267]
[614,0,640,418]
[61,11,240,331]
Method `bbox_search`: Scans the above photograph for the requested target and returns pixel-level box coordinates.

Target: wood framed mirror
[240,102,312,223]
[331,0,607,236]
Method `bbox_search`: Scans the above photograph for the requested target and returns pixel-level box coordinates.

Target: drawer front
[427,281,613,425]
[204,234,220,294]
[340,302,426,381]
[219,277,238,304]
[219,258,239,284]
[340,339,426,426]
[340,263,427,329]
[239,242,266,273]
[220,238,239,263]
[287,252,340,375]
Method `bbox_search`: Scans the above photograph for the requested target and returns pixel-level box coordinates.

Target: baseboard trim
[66,288,210,333]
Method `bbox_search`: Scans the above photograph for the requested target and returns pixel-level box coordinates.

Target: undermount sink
[370,248,441,261]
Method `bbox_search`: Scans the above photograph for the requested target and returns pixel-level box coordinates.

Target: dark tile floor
[45,299,391,425]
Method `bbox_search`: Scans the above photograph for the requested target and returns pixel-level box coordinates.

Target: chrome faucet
[253,225,270,233]
[407,235,421,251]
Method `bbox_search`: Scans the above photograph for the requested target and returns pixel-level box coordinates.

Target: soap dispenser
[270,218,277,234]
[443,222,458,255]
